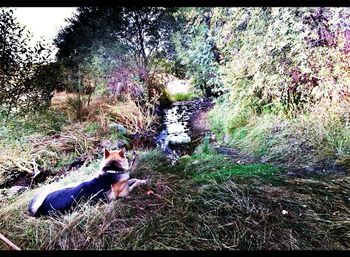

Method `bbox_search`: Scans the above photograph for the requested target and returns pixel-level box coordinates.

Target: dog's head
[99,148,129,174]
[98,148,130,197]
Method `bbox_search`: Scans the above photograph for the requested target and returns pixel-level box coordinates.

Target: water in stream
[156,103,192,164]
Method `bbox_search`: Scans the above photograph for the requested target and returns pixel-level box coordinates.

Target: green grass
[208,96,350,169]
[151,138,285,184]
[171,150,284,183]
[170,92,199,102]
[83,122,101,134]
[192,163,283,183]
[0,108,68,142]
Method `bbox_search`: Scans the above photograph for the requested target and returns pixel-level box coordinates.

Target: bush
[209,7,350,115]
[173,8,224,96]
[66,95,92,122]
[203,7,350,168]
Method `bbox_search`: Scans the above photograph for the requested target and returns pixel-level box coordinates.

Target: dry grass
[51,91,159,135]
[265,100,350,168]
[0,89,160,188]
[50,91,76,110]
[0,91,132,186]
[0,121,107,188]
[51,91,114,123]
[106,94,159,135]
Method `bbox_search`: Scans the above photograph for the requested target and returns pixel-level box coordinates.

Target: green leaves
[0,8,54,119]
[173,8,223,97]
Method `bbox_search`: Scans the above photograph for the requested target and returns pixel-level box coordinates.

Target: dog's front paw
[129,179,149,191]
[139,179,148,184]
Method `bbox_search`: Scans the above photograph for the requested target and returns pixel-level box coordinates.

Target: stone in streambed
[108,123,127,134]
[168,133,191,145]
[7,186,28,197]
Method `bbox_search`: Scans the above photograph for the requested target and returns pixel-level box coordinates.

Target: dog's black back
[31,173,121,217]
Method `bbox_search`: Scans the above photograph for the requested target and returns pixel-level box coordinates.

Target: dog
[28,149,147,217]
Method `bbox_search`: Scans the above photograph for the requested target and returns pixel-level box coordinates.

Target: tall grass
[107,94,159,135]
[209,97,350,169]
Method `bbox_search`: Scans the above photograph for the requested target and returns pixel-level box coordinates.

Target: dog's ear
[104,149,110,159]
[119,148,125,158]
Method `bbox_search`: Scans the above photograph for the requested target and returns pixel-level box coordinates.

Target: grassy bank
[209,97,350,170]
[1,148,350,250]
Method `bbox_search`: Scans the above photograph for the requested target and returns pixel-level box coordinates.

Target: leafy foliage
[201,7,350,167]
[0,8,55,119]
[173,8,224,97]
[208,7,350,115]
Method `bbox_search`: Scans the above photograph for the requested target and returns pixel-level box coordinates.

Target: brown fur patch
[111,180,129,197]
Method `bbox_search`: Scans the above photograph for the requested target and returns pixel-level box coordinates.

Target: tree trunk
[134,13,147,68]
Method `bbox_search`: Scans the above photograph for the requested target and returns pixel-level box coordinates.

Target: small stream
[156,103,192,164]
[156,99,213,164]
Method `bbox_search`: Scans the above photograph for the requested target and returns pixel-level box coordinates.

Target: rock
[108,123,127,134]
[223,133,230,144]
[335,155,350,173]
[7,186,28,197]
[168,133,191,145]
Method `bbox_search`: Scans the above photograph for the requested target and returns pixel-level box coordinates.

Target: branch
[0,233,21,250]
[129,151,139,174]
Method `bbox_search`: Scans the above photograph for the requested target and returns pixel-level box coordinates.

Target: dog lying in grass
[28,149,147,217]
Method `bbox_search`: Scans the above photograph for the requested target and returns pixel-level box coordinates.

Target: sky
[12,7,77,58]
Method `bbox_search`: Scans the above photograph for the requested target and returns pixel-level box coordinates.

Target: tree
[117,7,179,69]
[54,7,180,96]
[0,8,53,121]
[172,8,224,97]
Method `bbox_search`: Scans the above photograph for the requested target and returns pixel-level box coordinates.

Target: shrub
[203,7,350,168]
[173,8,224,97]
[65,95,92,122]
[209,7,350,115]
[106,94,160,135]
